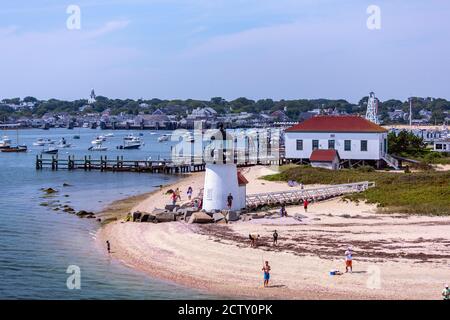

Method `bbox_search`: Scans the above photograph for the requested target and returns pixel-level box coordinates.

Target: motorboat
[91,137,103,145]
[118,136,142,150]
[0,136,11,149]
[42,146,58,155]
[57,138,71,148]
[88,144,108,151]
[158,134,170,142]
[33,138,46,146]
[1,145,27,153]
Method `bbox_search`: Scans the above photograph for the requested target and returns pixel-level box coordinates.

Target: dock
[35,155,205,174]
[246,181,375,209]
[35,155,283,174]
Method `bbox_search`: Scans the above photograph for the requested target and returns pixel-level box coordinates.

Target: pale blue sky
[0,0,449,102]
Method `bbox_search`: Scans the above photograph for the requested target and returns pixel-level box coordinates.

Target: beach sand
[97,166,450,299]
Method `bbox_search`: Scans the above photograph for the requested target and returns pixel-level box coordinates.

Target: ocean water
[0,128,214,299]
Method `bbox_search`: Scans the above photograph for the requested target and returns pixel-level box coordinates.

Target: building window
[344,140,351,151]
[296,139,303,151]
[361,140,368,151]
[312,140,319,150]
[328,140,335,149]
[436,144,443,150]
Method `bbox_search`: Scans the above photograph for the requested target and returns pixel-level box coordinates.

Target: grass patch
[263,165,450,215]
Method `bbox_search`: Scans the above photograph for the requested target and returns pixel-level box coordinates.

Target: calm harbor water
[0,128,215,299]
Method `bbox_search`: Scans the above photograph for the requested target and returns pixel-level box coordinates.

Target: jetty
[245,181,375,209]
[35,155,283,174]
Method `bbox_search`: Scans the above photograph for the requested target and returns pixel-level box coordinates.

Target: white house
[309,149,340,170]
[285,115,395,168]
[433,139,450,153]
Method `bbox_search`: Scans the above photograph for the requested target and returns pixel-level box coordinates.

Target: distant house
[433,139,450,153]
[285,115,397,168]
[309,149,340,170]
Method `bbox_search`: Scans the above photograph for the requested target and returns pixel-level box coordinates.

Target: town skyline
[1,0,450,102]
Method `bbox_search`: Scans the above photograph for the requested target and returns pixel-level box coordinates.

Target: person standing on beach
[303,199,309,212]
[106,240,111,254]
[273,230,278,246]
[345,247,353,273]
[187,186,193,200]
[443,284,450,300]
[171,192,177,205]
[227,193,233,210]
[280,204,287,217]
[175,188,181,201]
[262,261,271,287]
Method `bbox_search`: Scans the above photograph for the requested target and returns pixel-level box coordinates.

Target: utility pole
[409,97,413,127]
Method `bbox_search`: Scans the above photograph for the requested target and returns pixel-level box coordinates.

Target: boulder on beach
[63,207,75,213]
[132,211,142,222]
[213,212,225,223]
[188,211,214,224]
[164,204,180,212]
[62,183,72,187]
[225,211,240,222]
[155,212,175,223]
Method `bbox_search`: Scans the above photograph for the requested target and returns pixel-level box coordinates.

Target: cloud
[85,20,131,39]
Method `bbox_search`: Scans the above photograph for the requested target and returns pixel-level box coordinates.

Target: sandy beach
[97,166,450,299]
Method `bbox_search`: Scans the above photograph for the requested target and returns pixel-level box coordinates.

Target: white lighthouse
[202,125,247,212]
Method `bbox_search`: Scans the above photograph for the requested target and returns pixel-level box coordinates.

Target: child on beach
[280,204,287,217]
[187,186,193,200]
[249,233,260,247]
[303,199,308,212]
[345,247,353,273]
[262,261,271,287]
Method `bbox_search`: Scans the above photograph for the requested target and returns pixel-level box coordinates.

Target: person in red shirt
[303,199,309,212]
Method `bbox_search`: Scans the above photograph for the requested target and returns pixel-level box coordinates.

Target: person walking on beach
[443,284,450,300]
[273,230,278,246]
[345,247,353,273]
[303,199,309,213]
[227,193,233,210]
[187,186,193,201]
[262,261,271,288]
[280,204,287,217]
[106,240,111,254]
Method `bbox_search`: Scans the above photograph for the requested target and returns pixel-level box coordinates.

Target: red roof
[237,171,249,185]
[309,149,340,162]
[285,115,387,133]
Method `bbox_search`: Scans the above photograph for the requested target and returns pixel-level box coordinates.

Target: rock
[132,211,142,222]
[62,183,72,187]
[213,212,225,223]
[63,207,75,213]
[76,210,95,217]
[188,211,214,224]
[64,195,70,197]
[155,212,175,223]
[43,188,58,194]
[151,208,166,215]
[164,204,180,212]
[96,218,101,222]
[226,211,240,222]
[40,202,49,207]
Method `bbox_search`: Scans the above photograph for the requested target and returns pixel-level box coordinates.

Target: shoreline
[96,166,450,300]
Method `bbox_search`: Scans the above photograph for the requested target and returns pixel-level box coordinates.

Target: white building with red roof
[285,115,397,168]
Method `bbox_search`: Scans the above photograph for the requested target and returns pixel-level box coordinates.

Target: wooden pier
[35,155,206,174]
[246,181,375,209]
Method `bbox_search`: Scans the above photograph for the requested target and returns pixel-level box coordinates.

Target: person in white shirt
[345,247,353,273]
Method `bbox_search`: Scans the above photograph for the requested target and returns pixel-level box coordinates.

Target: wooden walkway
[246,181,375,209]
[35,155,205,174]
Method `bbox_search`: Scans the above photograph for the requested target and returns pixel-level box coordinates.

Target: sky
[0,0,449,103]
